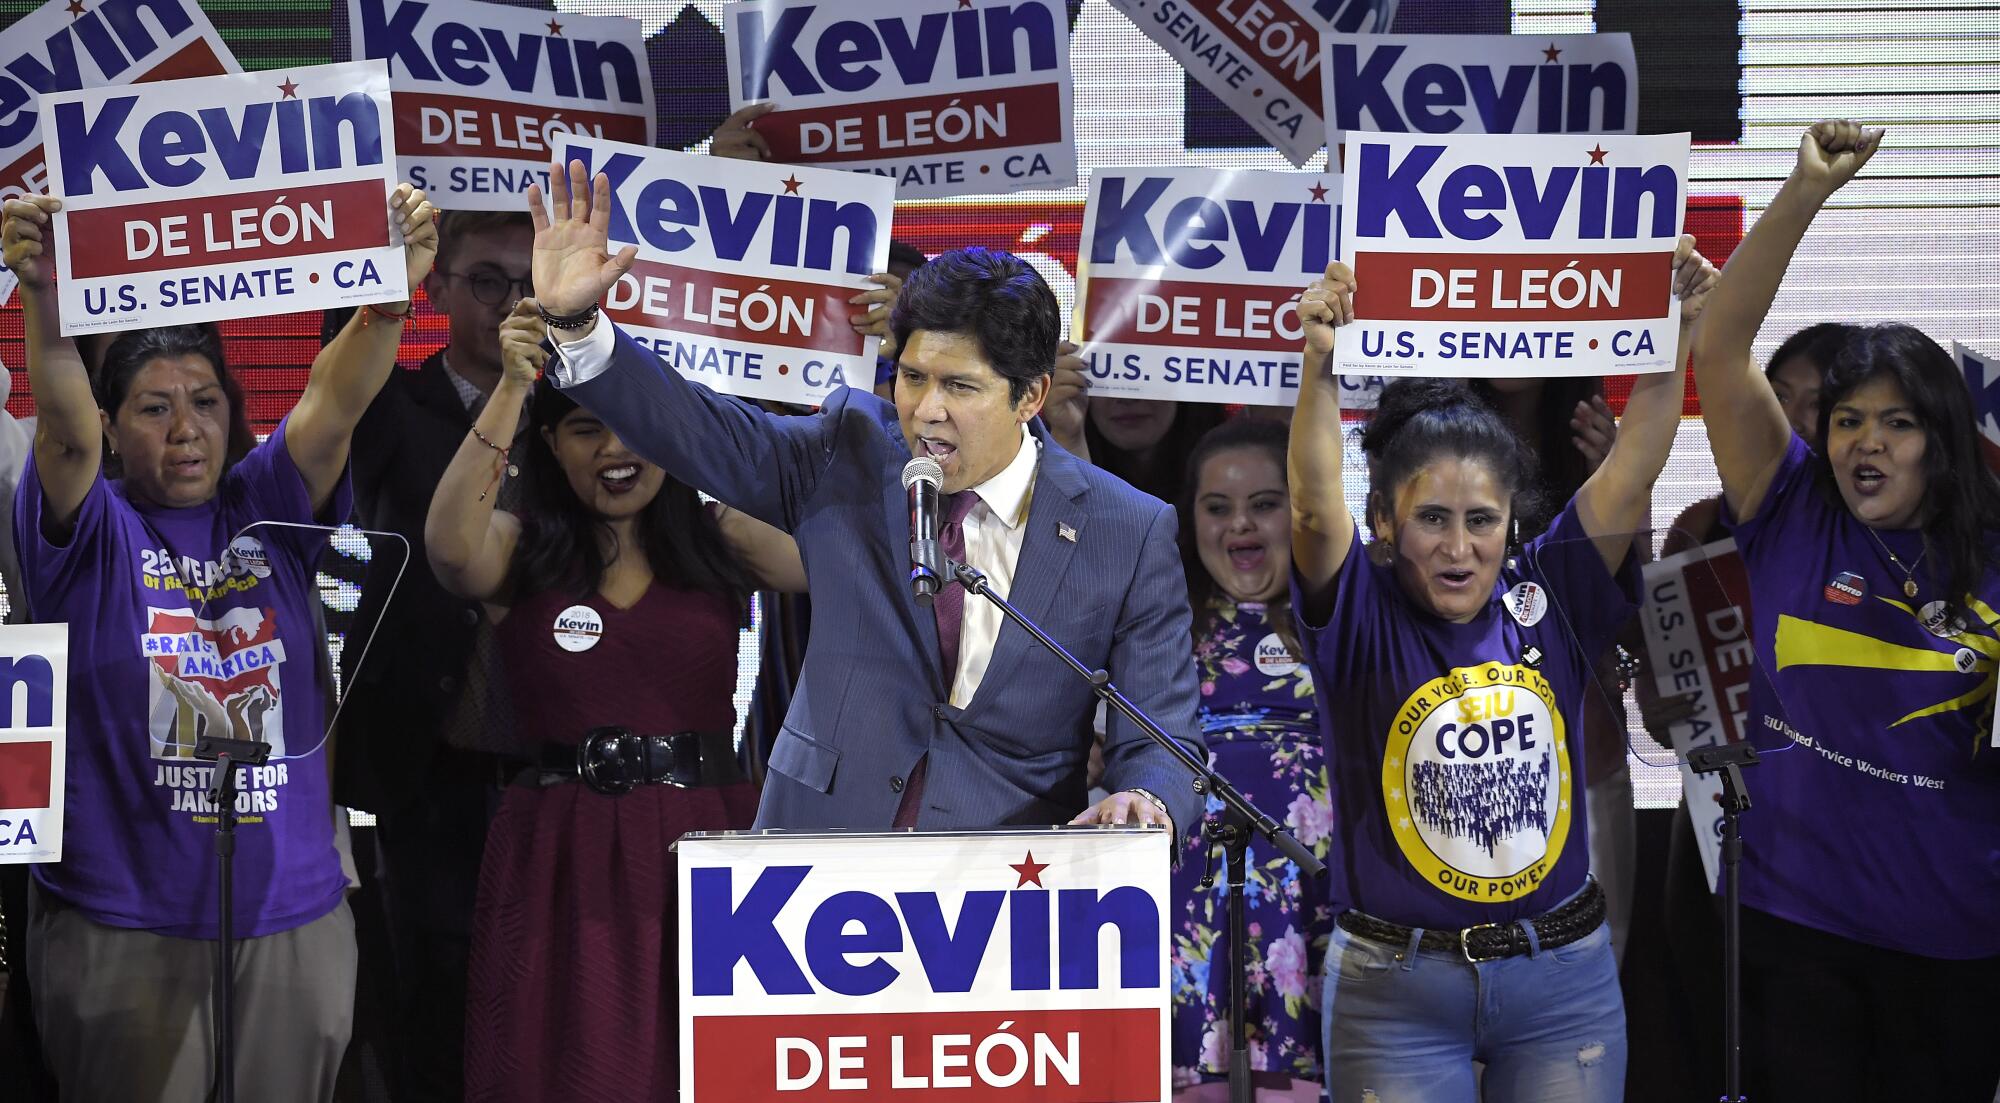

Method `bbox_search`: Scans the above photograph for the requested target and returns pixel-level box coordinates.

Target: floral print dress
[1170,598,1336,1087]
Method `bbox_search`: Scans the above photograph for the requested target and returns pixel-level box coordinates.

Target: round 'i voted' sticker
[553,605,603,653]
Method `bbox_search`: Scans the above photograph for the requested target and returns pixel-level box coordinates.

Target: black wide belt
[1337,878,1606,964]
[535,726,743,794]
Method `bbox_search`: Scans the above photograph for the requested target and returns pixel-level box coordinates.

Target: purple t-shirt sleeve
[227,416,354,532]
[1519,497,1643,661]
[1724,434,1815,550]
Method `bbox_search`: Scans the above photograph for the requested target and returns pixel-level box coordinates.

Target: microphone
[903,456,944,605]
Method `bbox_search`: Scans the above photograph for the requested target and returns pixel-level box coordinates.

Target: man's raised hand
[526,159,638,318]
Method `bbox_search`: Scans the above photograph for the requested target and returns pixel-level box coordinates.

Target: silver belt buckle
[1460,921,1507,964]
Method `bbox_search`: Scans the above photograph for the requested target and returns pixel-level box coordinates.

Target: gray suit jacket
[561,327,1205,841]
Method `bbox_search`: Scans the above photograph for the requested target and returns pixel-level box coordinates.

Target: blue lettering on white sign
[1353,142,1676,241]
[0,655,54,729]
[1328,44,1628,135]
[54,92,385,196]
[1088,176,1334,274]
[737,2,1059,100]
[0,0,201,147]
[355,0,643,104]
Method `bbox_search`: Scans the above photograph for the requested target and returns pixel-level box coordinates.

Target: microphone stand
[1688,741,1759,1103]
[196,734,271,1103]
[947,560,1324,1103]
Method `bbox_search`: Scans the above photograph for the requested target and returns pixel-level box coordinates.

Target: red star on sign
[277,77,299,99]
[1543,43,1562,63]
[65,0,86,16]
[1308,181,1329,202]
[781,174,803,194]
[547,19,563,36]
[957,0,974,8]
[1010,852,1048,888]
[1587,144,1608,165]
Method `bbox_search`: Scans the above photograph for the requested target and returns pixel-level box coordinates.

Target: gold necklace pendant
[1905,578,1920,599]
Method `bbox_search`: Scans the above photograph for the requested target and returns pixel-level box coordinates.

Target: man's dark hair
[887,240,929,273]
[890,247,1058,405]
[436,210,532,272]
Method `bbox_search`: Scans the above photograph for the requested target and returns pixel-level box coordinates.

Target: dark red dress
[464,582,758,1101]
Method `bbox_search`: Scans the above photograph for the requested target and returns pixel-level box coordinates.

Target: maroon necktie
[894,491,977,829]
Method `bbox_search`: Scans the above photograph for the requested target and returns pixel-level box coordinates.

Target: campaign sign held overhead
[0,624,68,865]
[349,0,654,210]
[558,134,892,406]
[41,60,407,335]
[724,0,1076,199]
[1322,33,1637,150]
[1952,341,2000,475]
[679,828,1170,1101]
[1106,0,1398,168]
[1334,130,1688,379]
[0,0,240,302]
[1078,167,1337,405]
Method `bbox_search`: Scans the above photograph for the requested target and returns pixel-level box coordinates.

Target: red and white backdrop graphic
[678,828,1170,1101]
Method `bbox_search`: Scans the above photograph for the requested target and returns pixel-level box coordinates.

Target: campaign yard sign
[1334,130,1688,379]
[0,624,68,864]
[558,134,892,406]
[40,60,407,335]
[1077,167,1337,405]
[679,828,1170,1101]
[1640,539,1753,890]
[1106,0,1398,168]
[349,0,654,210]
[1953,340,2000,475]
[0,0,239,302]
[724,0,1076,199]
[1322,33,1638,151]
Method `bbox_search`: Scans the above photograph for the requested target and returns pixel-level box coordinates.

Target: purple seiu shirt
[1731,435,2000,958]
[14,418,351,938]
[1294,500,1639,930]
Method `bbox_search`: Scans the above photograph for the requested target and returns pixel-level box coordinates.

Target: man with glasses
[331,210,533,1103]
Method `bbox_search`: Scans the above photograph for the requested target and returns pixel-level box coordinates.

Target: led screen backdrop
[2,0,1996,805]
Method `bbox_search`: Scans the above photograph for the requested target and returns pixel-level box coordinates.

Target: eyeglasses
[439,269,532,306]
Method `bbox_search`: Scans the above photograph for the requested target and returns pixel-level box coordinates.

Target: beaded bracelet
[362,300,414,326]
[538,302,600,331]
[470,425,515,502]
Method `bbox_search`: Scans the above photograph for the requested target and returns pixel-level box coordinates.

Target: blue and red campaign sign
[1334,129,1689,379]
[679,828,1171,1101]
[1954,340,2000,475]
[724,0,1076,199]
[0,624,67,865]
[40,59,407,335]
[1078,166,1338,406]
[1106,0,1398,168]
[1322,33,1637,151]
[348,0,654,211]
[1,0,239,303]
[557,133,893,406]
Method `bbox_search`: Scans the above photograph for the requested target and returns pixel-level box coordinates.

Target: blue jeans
[1319,918,1626,1103]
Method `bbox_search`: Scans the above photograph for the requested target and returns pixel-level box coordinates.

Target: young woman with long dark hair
[426,301,802,1100]
[1288,237,1714,1101]
[1687,119,2000,1101]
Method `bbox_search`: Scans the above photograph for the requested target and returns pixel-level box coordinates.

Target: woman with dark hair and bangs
[1688,120,2000,1101]
[1287,234,1715,1101]
[425,300,803,1101]
[3,184,436,1100]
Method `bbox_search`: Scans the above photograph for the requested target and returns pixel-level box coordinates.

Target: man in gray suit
[523,163,1203,841]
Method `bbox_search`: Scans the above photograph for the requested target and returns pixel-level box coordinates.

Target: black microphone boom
[903,456,944,605]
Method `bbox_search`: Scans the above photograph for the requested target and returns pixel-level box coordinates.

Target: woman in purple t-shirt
[1689,120,2000,1101]
[1,184,435,1102]
[1286,242,1714,1102]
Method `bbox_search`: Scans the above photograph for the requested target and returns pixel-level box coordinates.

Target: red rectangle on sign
[1178,0,1322,106]
[1354,250,1674,322]
[761,84,1064,164]
[393,91,648,160]
[693,1006,1159,1101]
[606,258,866,357]
[0,742,51,809]
[1084,276,1300,352]
[65,179,392,279]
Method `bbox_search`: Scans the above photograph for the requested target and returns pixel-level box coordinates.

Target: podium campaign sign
[0,0,240,302]
[1640,538,1753,890]
[1106,0,1399,168]
[349,0,653,210]
[40,59,407,335]
[557,134,892,407]
[0,624,68,864]
[1078,167,1337,406]
[724,0,1076,198]
[1322,33,1637,150]
[679,827,1171,1101]
[1334,129,1688,379]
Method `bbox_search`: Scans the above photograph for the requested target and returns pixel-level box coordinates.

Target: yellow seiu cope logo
[1382,663,1572,902]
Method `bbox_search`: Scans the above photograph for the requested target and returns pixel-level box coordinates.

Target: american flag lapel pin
[1058,522,1077,543]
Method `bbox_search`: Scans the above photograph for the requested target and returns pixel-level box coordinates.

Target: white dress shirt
[550,321,1039,708]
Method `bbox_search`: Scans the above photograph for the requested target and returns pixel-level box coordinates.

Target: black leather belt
[535,726,743,794]
[1337,878,1606,964]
